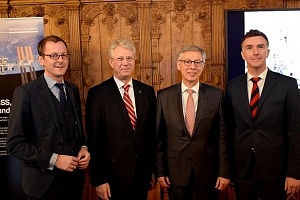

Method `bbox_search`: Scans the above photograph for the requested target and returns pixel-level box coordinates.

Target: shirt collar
[113,76,133,89]
[44,73,65,88]
[247,67,268,82]
[181,81,199,94]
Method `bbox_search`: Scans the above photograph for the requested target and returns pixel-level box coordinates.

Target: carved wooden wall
[1,0,300,199]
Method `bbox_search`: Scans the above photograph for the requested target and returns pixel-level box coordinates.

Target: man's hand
[77,147,90,169]
[215,177,230,190]
[158,176,171,188]
[55,155,79,172]
[285,177,300,194]
[96,183,111,200]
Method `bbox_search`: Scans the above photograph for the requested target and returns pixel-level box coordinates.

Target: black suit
[6,74,86,199]
[86,76,156,199]
[226,70,300,200]
[156,82,229,200]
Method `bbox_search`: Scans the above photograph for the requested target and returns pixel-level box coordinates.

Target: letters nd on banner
[0,17,44,200]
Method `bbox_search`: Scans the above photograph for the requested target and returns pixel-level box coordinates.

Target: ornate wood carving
[150,0,212,90]
[80,2,139,99]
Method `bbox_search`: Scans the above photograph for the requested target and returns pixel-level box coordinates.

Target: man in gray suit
[6,35,90,200]
[226,29,300,200]
[156,45,230,200]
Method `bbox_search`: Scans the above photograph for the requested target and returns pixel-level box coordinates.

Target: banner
[0,17,44,200]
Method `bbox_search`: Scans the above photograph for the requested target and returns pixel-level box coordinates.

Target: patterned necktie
[185,88,195,135]
[250,77,260,118]
[123,84,136,130]
[55,83,66,107]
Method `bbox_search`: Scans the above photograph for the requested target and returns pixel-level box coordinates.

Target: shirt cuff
[48,153,58,170]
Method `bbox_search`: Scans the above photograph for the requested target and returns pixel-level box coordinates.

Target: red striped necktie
[123,84,136,130]
[250,77,260,119]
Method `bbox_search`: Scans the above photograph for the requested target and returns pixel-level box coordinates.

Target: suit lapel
[172,84,189,135]
[107,77,134,130]
[133,80,143,130]
[37,76,61,132]
[256,71,275,120]
[193,83,207,137]
[238,75,252,119]
[65,84,81,141]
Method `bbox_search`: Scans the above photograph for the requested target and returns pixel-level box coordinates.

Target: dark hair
[37,35,68,55]
[241,29,269,47]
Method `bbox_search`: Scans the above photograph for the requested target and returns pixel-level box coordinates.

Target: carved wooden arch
[10,5,69,42]
[80,2,140,90]
[150,0,212,89]
[41,6,69,42]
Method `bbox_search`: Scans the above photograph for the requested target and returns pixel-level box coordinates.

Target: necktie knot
[123,84,130,92]
[187,88,194,95]
[251,77,260,83]
[56,83,64,90]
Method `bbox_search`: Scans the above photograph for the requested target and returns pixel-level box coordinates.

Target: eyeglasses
[43,53,70,60]
[113,57,134,62]
[179,59,204,67]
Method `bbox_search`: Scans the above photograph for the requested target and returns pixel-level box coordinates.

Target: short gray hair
[178,45,206,62]
[109,38,136,58]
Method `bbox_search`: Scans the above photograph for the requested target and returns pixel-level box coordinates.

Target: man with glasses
[6,35,90,200]
[86,38,156,200]
[156,45,230,200]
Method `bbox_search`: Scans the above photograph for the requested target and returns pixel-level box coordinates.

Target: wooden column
[211,0,224,64]
[0,0,8,18]
[285,0,300,7]
[65,0,84,99]
[137,0,153,86]
[211,0,225,89]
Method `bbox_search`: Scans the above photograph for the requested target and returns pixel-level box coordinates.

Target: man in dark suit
[156,45,230,200]
[6,35,90,200]
[86,38,156,200]
[226,29,300,200]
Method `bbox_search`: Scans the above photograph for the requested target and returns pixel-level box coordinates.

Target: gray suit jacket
[156,82,229,187]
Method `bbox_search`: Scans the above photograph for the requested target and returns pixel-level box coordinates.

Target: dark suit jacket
[6,74,86,198]
[86,77,156,192]
[156,82,229,187]
[226,70,300,181]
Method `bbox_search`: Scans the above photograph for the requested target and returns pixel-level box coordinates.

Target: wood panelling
[1,0,299,199]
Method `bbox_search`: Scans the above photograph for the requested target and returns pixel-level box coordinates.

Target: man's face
[241,36,270,71]
[109,46,135,82]
[38,41,69,82]
[177,50,204,87]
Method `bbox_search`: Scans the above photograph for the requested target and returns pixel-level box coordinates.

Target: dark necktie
[55,83,66,107]
[123,84,136,130]
[250,77,260,118]
[185,88,195,135]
